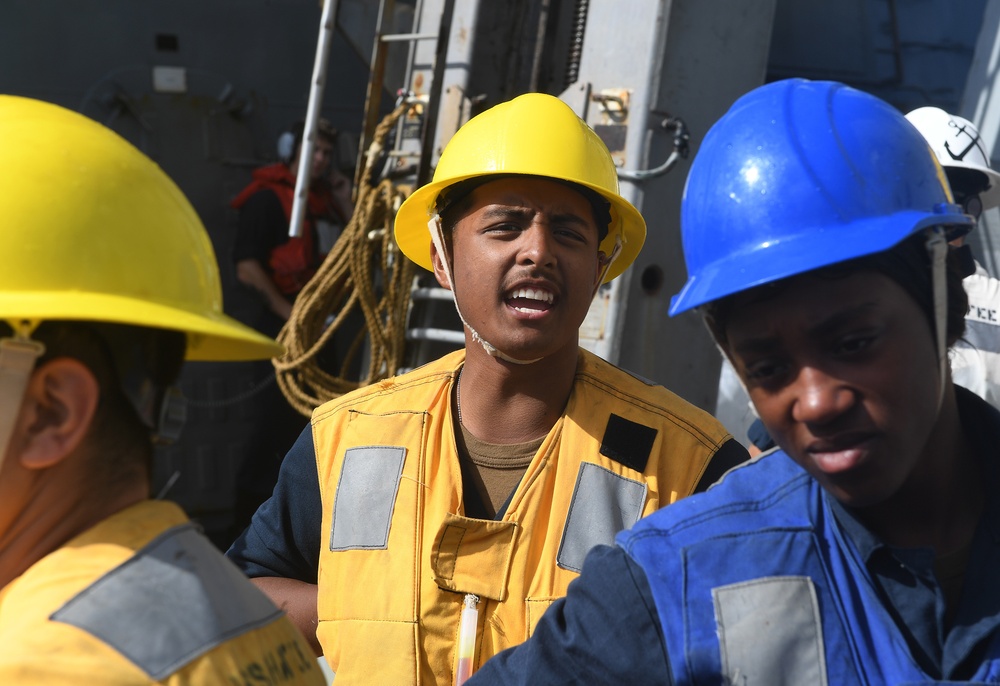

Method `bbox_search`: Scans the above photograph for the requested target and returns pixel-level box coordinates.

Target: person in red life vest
[232,118,353,334]
[228,119,355,538]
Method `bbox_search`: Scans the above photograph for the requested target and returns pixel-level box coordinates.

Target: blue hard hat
[669,78,973,316]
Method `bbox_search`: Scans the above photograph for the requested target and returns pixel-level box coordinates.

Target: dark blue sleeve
[225,425,322,582]
[695,437,750,492]
[468,544,673,685]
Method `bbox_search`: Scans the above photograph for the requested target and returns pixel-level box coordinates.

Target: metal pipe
[416,0,458,187]
[529,0,552,92]
[289,0,341,238]
[617,116,690,182]
[406,327,466,344]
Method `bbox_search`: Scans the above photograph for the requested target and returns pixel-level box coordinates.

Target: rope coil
[274,102,416,416]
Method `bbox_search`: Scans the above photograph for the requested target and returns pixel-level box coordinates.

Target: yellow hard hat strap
[0,329,46,472]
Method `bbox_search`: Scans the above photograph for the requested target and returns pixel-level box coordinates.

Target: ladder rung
[380,32,438,43]
[411,287,455,301]
[407,327,465,344]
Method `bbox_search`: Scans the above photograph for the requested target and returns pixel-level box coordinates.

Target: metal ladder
[355,0,478,371]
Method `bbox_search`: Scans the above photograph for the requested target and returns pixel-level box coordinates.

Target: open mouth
[506,287,555,313]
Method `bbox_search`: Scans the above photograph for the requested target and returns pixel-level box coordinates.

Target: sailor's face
[293,138,334,179]
[444,177,606,361]
[724,270,941,508]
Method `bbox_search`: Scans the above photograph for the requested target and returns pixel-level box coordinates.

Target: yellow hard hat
[394,93,646,283]
[0,96,282,361]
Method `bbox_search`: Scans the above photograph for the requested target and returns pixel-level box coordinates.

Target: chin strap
[926,227,948,412]
[0,321,45,472]
[596,234,623,288]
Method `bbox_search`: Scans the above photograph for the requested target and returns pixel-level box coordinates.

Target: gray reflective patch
[965,319,1000,354]
[51,523,282,680]
[714,576,828,686]
[330,446,406,550]
[556,462,647,572]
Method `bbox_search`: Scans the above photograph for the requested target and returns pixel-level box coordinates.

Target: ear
[14,358,100,471]
[430,239,453,292]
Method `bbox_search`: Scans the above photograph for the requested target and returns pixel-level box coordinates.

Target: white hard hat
[906,106,1000,210]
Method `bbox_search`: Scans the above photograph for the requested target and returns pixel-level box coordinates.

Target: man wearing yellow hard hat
[227,92,747,684]
[0,96,324,685]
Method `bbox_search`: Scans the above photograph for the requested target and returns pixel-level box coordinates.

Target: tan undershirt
[455,424,541,518]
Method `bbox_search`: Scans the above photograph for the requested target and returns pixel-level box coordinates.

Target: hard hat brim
[394,172,646,283]
[948,162,1000,211]
[669,208,973,316]
[0,292,283,361]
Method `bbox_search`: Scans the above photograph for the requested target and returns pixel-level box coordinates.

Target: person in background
[226,92,748,684]
[0,96,323,685]
[470,79,1000,684]
[232,119,352,333]
[229,119,355,534]
[907,106,1000,408]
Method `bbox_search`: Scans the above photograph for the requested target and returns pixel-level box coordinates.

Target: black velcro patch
[599,414,657,472]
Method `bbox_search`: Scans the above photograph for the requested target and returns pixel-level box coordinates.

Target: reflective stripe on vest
[330,445,407,551]
[331,445,648,577]
[556,462,646,572]
[713,576,828,685]
[51,523,283,680]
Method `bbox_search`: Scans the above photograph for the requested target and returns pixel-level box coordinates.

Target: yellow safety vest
[314,349,732,684]
[0,500,324,685]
